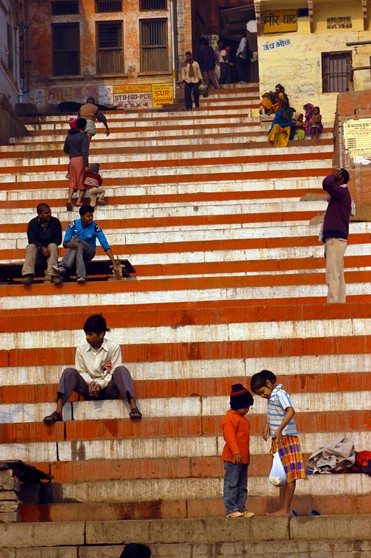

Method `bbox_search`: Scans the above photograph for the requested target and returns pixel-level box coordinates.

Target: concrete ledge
[290,514,371,541]
[86,517,289,544]
[0,521,85,548]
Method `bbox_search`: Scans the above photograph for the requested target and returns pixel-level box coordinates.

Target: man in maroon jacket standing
[321,168,352,303]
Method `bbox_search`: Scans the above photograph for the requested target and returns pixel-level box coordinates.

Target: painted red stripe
[3,335,371,368]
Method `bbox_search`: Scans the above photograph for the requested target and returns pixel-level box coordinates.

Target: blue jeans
[223,461,248,514]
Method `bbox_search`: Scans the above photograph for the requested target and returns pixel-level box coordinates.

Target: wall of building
[0,0,20,107]
[25,0,188,111]
[256,0,371,124]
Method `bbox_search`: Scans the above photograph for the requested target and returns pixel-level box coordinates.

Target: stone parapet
[0,465,20,524]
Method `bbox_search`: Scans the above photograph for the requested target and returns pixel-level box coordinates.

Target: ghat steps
[0,85,370,556]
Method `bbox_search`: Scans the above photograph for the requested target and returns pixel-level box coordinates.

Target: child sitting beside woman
[311,106,323,140]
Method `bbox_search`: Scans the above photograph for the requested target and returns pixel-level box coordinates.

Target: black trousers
[184,82,200,110]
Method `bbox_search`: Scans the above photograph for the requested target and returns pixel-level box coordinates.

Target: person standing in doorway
[321,168,353,303]
[198,38,220,89]
[235,30,248,83]
[181,51,203,111]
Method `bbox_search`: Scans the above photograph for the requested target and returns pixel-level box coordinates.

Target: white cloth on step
[306,436,356,473]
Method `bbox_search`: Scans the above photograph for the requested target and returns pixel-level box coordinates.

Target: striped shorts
[271,435,307,483]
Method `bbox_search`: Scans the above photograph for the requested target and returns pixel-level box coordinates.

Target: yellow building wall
[257,1,371,124]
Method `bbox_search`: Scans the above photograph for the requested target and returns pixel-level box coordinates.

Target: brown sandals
[129,407,142,420]
[43,411,63,423]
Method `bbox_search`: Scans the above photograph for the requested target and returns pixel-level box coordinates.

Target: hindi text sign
[262,10,297,34]
[344,119,371,158]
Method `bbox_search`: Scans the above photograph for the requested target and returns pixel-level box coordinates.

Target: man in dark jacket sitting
[22,203,62,284]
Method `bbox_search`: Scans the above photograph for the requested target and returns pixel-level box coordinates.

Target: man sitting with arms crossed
[53,204,121,283]
[43,313,142,423]
[22,203,62,285]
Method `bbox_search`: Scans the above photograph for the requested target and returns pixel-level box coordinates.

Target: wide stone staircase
[0,85,370,557]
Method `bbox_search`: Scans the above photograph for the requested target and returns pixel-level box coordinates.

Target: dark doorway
[192,0,258,83]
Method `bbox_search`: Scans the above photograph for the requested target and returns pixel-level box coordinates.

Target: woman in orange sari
[260,84,290,114]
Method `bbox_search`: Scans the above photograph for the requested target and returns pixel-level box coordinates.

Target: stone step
[0,144,334,168]
[1,369,368,403]
[1,385,368,422]
[0,135,334,156]
[0,160,333,185]
[1,351,369,385]
[0,199,337,231]
[0,165,332,188]
[1,428,368,464]
[23,108,263,133]
[0,189,325,211]
[1,515,369,557]
[15,473,371,506]
[0,177,327,203]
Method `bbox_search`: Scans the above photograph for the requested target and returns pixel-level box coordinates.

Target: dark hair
[185,51,192,56]
[201,38,209,46]
[83,314,110,335]
[275,83,285,92]
[120,544,151,558]
[340,168,350,184]
[250,370,276,393]
[79,204,95,216]
[36,203,50,214]
[76,117,87,130]
[87,96,96,104]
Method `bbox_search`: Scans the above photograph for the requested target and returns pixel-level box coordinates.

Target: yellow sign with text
[151,83,173,108]
[113,84,151,94]
[262,10,298,34]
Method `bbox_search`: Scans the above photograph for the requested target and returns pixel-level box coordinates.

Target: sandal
[66,202,73,212]
[43,411,63,423]
[129,407,142,420]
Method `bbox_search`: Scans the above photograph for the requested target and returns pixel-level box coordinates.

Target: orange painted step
[19,494,371,522]
[3,335,371,369]
[1,373,369,405]
[1,411,368,444]
[2,232,370,261]
[0,137,333,160]
[1,301,371,333]
[0,210,323,235]
[0,187,325,211]
[28,455,270,484]
[1,151,332,175]
[1,166,332,189]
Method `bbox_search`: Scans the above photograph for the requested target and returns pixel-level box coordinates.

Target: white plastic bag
[269,451,287,487]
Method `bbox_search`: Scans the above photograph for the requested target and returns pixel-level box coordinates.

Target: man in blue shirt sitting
[53,204,121,283]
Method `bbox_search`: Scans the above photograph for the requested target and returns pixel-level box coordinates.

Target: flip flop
[43,411,63,423]
[308,509,321,516]
[66,202,73,212]
[129,407,142,420]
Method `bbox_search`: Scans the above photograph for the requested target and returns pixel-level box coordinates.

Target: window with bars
[140,0,167,11]
[322,52,352,93]
[97,21,123,74]
[51,1,79,15]
[52,23,80,76]
[140,19,168,72]
[95,1,122,12]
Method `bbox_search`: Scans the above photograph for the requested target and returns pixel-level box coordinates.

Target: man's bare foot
[266,510,290,517]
